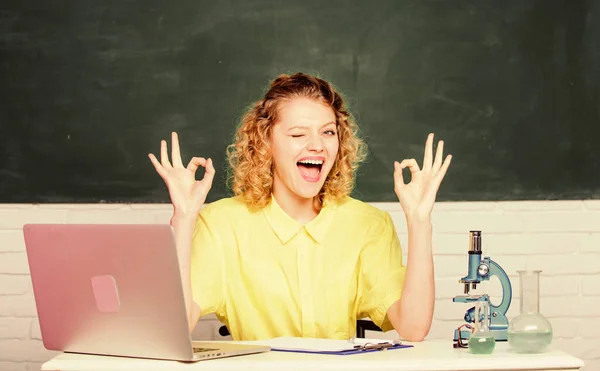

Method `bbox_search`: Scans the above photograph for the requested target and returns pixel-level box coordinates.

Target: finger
[423,133,434,170]
[433,140,444,171]
[393,161,404,187]
[202,158,216,186]
[435,154,453,183]
[160,140,172,168]
[399,158,420,174]
[148,153,167,178]
[186,157,207,173]
[171,132,184,168]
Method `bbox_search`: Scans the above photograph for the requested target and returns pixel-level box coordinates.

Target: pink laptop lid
[23,224,194,360]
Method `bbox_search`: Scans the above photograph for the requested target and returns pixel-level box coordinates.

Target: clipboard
[241,337,413,356]
[272,342,412,355]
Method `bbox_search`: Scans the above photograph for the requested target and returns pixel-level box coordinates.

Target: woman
[149,73,452,342]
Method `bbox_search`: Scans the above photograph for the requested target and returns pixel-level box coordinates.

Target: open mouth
[297,159,324,182]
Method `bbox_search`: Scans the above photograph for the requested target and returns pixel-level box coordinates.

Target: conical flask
[468,300,495,354]
[507,270,553,353]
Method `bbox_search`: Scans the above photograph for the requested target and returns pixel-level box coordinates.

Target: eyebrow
[287,121,337,130]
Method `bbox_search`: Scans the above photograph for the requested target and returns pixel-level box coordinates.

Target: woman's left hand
[393,133,452,222]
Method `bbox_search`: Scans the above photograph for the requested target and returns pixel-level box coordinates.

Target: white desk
[41,340,584,371]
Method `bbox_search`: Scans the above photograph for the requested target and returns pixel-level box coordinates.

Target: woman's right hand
[148,132,215,220]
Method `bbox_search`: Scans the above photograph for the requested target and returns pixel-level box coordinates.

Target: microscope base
[453,328,508,342]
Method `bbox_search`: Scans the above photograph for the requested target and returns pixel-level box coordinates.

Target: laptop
[22,223,270,362]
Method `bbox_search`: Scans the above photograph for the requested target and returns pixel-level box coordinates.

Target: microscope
[453,231,512,342]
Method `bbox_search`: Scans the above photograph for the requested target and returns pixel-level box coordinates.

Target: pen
[353,342,395,351]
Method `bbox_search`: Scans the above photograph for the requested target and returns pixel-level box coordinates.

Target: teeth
[298,159,323,165]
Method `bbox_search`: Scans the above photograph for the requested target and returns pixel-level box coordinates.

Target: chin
[293,187,322,200]
[292,176,329,200]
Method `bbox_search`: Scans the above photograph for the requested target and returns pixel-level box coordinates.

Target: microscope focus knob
[478,264,489,277]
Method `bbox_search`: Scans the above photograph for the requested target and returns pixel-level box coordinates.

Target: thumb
[393,161,404,188]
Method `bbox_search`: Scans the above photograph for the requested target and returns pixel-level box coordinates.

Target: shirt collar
[263,194,337,245]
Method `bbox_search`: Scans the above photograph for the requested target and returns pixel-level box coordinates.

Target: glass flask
[508,270,553,353]
[468,300,496,354]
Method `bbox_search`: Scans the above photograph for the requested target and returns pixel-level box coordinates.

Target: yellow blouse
[190,195,406,341]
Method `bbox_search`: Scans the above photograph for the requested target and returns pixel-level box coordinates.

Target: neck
[272,185,320,225]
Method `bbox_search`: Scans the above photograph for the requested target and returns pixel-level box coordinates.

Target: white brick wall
[1,201,599,371]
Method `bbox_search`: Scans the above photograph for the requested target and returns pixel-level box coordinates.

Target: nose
[306,133,324,152]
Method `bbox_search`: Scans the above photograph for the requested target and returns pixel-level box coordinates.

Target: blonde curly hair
[226,73,367,210]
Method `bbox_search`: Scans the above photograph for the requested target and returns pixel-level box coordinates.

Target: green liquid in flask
[468,334,496,354]
[508,329,552,353]
[508,271,554,354]
[467,299,496,355]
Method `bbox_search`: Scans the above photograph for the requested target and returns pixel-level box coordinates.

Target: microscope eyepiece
[469,230,482,253]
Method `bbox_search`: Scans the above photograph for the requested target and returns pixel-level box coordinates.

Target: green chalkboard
[1,0,599,203]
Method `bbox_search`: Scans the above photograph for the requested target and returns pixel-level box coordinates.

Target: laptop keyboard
[193,347,219,353]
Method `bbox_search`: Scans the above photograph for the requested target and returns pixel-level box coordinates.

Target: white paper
[239,337,394,352]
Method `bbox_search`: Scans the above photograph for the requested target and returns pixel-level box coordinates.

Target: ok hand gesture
[393,133,452,222]
[149,132,215,219]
